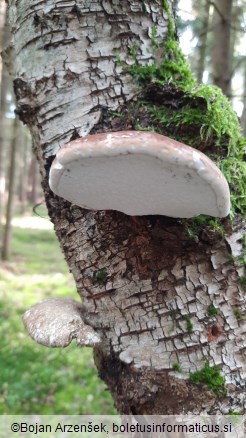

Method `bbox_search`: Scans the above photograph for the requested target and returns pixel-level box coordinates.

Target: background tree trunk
[5,0,245,415]
[194,0,211,83]
[28,155,39,206]
[18,130,31,214]
[0,2,7,234]
[1,116,18,261]
[240,61,246,136]
[0,65,8,231]
[211,0,233,96]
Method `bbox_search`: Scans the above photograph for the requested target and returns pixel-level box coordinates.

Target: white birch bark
[6,0,168,160]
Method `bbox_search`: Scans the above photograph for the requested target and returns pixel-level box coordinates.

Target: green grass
[0,215,116,415]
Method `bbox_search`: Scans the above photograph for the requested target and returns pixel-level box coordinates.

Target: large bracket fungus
[31,132,230,353]
[49,131,230,218]
[23,298,101,348]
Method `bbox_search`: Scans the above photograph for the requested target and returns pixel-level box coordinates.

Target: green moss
[184,216,225,240]
[169,308,180,330]
[207,305,219,318]
[240,276,246,289]
[134,122,155,132]
[150,25,159,49]
[184,315,193,333]
[208,219,225,236]
[233,308,244,321]
[94,269,107,286]
[191,85,241,154]
[189,362,227,397]
[129,42,140,61]
[136,87,245,217]
[169,308,179,320]
[162,0,176,38]
[125,2,193,89]
[184,215,207,239]
[127,38,195,90]
[172,362,182,372]
[217,155,246,219]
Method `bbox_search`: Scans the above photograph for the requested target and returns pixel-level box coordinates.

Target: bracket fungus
[49,131,230,218]
[23,298,101,348]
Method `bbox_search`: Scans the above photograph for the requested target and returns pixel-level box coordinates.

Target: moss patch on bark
[189,362,227,397]
[120,0,246,219]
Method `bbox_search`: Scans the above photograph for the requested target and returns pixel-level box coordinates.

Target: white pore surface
[55,153,223,218]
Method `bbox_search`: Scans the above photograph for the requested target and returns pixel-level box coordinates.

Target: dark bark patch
[15,103,39,125]
[94,347,218,414]
[13,78,39,124]
[13,78,31,99]
[69,126,81,141]
[207,325,223,342]
[70,5,82,21]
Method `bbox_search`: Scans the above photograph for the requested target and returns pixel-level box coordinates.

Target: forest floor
[0,208,116,414]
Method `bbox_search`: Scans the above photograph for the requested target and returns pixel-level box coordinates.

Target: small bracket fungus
[23,298,101,348]
[49,131,230,218]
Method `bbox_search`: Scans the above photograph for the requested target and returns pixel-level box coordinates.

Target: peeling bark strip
[6,0,246,414]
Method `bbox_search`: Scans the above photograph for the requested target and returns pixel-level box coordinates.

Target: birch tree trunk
[5,0,245,415]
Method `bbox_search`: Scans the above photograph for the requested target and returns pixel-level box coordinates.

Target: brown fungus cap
[49,131,230,218]
[23,298,101,348]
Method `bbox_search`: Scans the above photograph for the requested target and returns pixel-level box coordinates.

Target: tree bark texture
[5,0,245,414]
[211,0,233,96]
